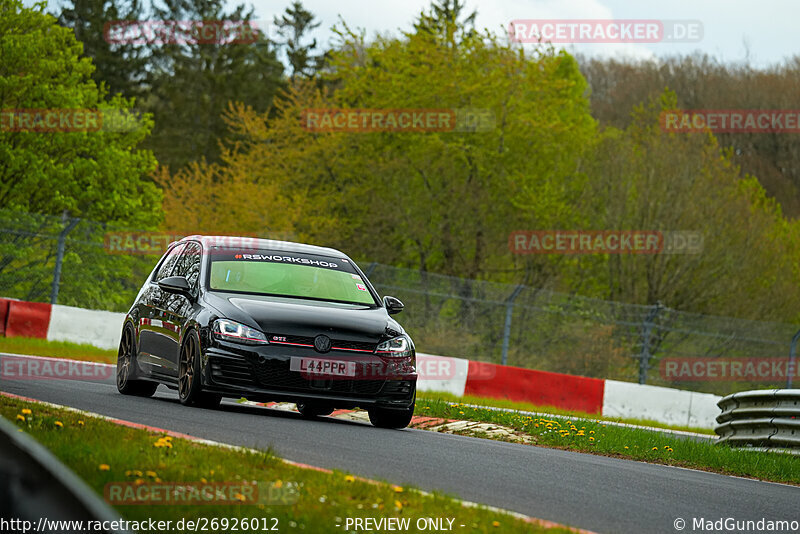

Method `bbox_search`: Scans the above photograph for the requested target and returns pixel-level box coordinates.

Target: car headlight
[212,319,269,345]
[376,335,413,358]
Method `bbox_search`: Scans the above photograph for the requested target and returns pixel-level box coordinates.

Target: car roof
[177,235,349,259]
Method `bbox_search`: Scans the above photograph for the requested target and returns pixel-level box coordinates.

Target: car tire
[368,392,415,429]
[178,329,221,408]
[296,402,334,418]
[117,324,158,397]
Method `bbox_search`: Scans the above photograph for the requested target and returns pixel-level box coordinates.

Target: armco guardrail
[714,389,800,447]
[0,415,129,533]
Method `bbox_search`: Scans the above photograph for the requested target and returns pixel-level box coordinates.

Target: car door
[160,241,202,372]
[138,243,186,378]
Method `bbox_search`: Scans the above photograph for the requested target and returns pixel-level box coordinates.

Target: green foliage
[0,0,160,226]
[0,0,160,308]
[575,89,800,321]
[273,1,322,81]
[144,0,285,170]
[57,0,148,99]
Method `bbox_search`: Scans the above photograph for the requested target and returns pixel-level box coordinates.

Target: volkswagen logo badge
[314,335,331,353]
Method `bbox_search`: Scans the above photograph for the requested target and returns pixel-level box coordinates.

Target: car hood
[204,292,401,342]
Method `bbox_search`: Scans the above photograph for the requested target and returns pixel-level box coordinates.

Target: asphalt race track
[2,368,798,534]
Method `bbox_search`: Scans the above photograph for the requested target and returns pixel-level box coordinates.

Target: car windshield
[207,250,376,306]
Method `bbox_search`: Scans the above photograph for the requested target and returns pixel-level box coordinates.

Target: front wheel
[117,325,158,397]
[178,329,221,409]
[368,401,415,429]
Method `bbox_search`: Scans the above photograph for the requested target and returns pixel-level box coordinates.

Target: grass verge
[0,336,117,364]
[417,391,716,435]
[415,397,799,485]
[0,396,571,533]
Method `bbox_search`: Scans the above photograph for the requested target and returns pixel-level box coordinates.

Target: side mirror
[158,276,193,300]
[383,295,404,315]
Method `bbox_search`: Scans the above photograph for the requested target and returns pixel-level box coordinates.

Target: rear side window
[172,242,202,291]
[154,244,186,282]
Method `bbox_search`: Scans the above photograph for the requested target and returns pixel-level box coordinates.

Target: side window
[172,242,202,291]
[154,244,186,282]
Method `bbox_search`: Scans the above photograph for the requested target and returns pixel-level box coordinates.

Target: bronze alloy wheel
[116,324,158,397]
[178,331,196,401]
[178,329,221,408]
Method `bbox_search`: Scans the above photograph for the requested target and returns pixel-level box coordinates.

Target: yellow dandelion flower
[78,420,85,426]
[15,414,25,422]
[651,447,658,451]
[394,500,403,510]
[134,479,145,485]
[134,470,143,477]
[667,448,673,452]
[344,475,355,483]
[663,446,669,449]
[393,486,403,493]
[234,493,246,502]
[98,464,110,471]
[125,470,133,477]
[589,437,595,441]
[146,471,157,478]
[492,521,500,527]
[200,477,207,483]
[54,421,63,428]
[274,480,283,489]
[624,446,629,450]
[21,409,32,415]
[155,478,162,483]
[589,430,595,434]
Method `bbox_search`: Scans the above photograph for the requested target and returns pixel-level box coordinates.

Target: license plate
[290,357,356,377]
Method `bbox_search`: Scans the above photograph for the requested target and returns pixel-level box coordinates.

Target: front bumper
[201,341,417,410]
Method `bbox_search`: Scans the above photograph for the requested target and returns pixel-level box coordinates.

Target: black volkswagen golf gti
[116,236,417,429]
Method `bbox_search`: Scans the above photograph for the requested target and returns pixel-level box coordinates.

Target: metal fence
[1,209,798,395]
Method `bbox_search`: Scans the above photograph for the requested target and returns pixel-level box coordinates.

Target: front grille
[252,359,308,390]
[250,358,383,395]
[331,339,376,352]
[269,334,376,353]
